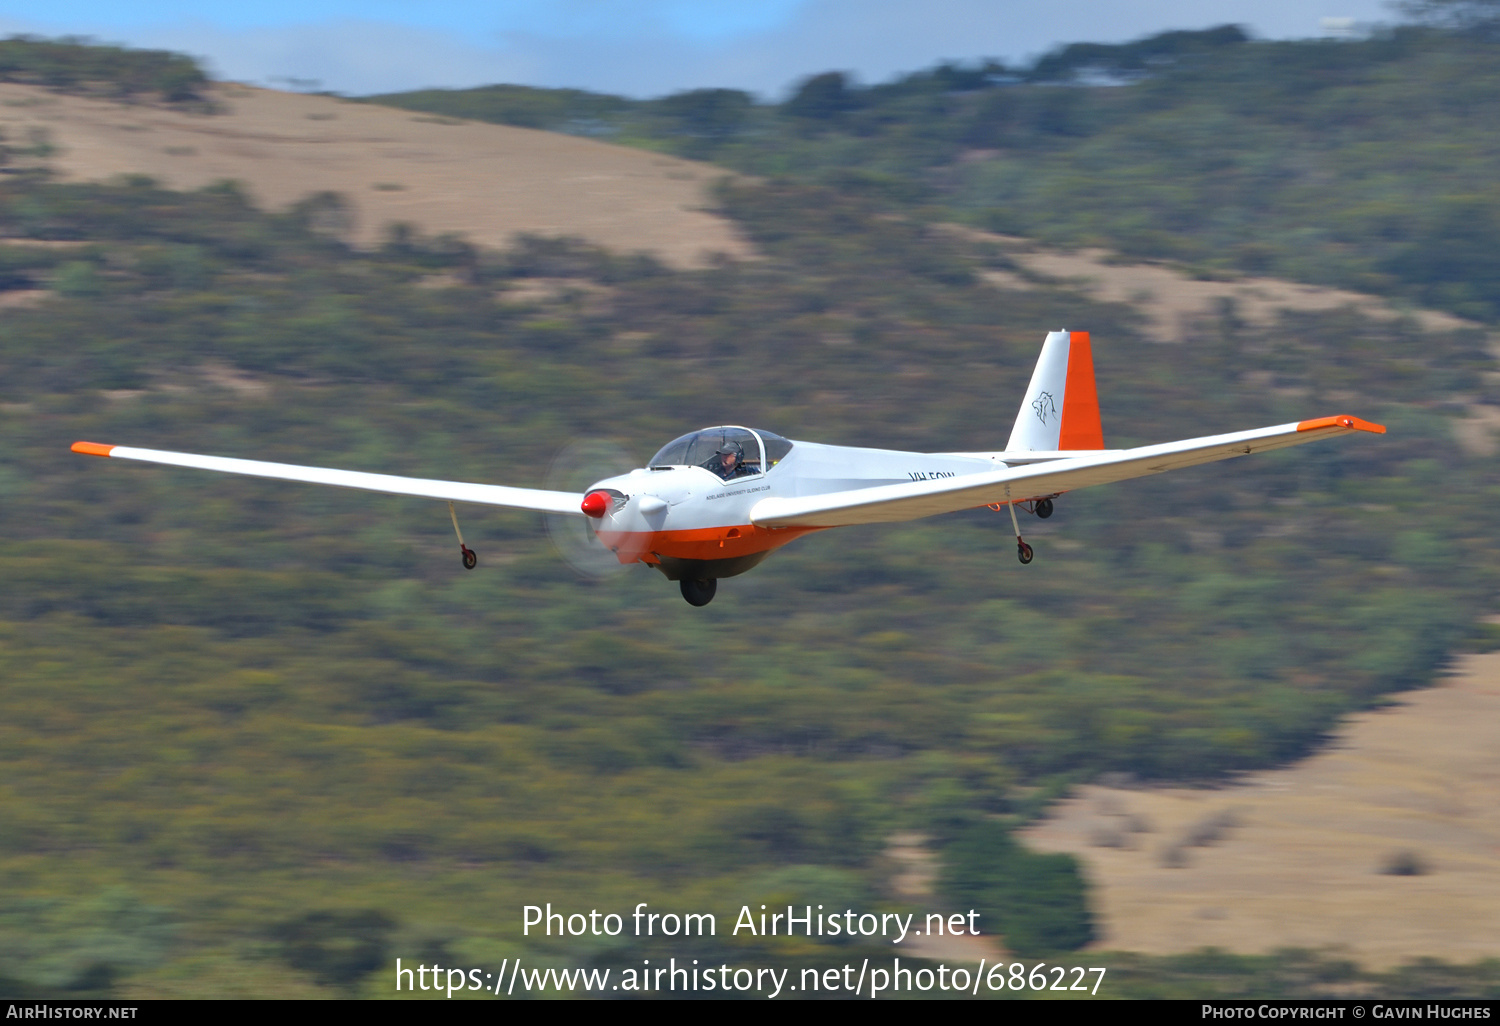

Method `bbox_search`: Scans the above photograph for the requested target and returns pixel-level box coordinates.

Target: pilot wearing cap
[708,441,757,481]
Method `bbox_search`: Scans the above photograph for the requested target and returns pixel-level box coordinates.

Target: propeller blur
[72,331,1384,606]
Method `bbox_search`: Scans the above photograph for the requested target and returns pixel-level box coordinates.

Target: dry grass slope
[0,83,752,267]
[1023,646,1500,969]
[986,239,1476,340]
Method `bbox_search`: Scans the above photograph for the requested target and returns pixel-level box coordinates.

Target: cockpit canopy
[649,426,793,478]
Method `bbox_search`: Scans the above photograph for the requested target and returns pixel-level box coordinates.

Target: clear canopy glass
[649,426,793,479]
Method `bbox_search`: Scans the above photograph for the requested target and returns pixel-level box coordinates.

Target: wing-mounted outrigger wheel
[447,501,477,570]
[1006,501,1034,565]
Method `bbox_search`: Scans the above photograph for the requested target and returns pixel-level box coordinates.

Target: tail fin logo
[1033,391,1056,425]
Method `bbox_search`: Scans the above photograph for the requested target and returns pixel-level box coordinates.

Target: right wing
[752,415,1384,529]
[71,441,583,515]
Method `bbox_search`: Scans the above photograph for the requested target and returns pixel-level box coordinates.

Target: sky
[0,1,1401,99]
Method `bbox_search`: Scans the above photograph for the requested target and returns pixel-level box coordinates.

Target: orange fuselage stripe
[1058,330,1104,450]
[594,523,824,563]
[71,441,116,457]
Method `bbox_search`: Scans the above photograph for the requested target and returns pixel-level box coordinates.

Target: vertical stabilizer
[1006,330,1104,451]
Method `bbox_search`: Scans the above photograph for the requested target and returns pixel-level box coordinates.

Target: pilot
[708,441,755,481]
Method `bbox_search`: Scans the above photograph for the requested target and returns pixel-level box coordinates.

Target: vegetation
[0,36,209,104]
[371,21,1500,323]
[940,820,1094,955]
[0,168,1493,994]
[1398,0,1500,37]
[0,31,1496,997]
[366,84,630,136]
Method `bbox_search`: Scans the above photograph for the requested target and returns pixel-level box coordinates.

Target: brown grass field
[0,82,751,267]
[1023,645,1500,968]
[976,238,1477,341]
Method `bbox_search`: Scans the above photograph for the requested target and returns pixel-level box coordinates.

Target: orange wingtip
[1296,415,1386,434]
[71,441,116,457]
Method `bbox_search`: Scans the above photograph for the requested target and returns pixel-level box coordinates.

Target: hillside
[0,168,1494,995]
[0,35,1497,997]
[1026,645,1500,969]
[0,81,748,267]
[372,24,1500,327]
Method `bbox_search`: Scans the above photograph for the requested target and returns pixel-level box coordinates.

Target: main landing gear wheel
[1035,497,1054,519]
[680,578,717,606]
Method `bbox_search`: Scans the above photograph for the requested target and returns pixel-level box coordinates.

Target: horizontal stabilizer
[71,442,584,515]
[752,415,1383,529]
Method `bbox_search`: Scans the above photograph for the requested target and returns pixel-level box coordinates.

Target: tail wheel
[1035,497,1054,519]
[461,545,477,570]
[680,578,717,606]
[1017,541,1034,565]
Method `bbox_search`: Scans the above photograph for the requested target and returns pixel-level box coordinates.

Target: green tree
[940,821,1095,954]
[784,72,859,120]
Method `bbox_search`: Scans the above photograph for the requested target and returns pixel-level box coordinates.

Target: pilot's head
[716,442,742,471]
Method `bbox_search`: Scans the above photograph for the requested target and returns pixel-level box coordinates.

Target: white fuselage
[585,439,1008,576]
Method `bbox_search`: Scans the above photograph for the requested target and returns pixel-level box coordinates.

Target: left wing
[752,415,1384,529]
[71,441,583,515]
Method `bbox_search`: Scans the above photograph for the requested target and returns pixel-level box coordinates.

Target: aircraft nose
[580,491,611,518]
